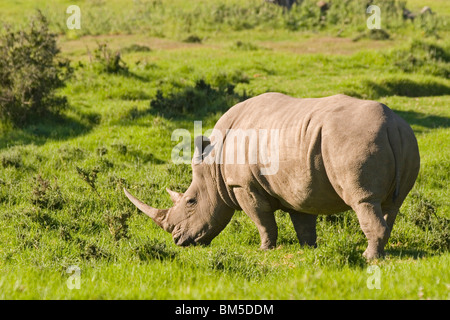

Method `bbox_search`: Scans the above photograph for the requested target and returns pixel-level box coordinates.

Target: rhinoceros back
[210,92,418,215]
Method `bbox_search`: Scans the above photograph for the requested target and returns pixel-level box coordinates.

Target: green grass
[0,0,449,299]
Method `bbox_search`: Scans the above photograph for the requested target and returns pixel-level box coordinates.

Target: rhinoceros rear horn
[123,188,172,232]
[166,188,183,203]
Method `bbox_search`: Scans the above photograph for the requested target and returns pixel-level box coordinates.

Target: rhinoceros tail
[387,122,401,203]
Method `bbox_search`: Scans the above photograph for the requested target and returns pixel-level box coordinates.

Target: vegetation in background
[0,11,72,126]
[150,77,248,117]
[33,0,447,39]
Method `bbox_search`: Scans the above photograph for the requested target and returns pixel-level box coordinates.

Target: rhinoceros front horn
[123,188,172,232]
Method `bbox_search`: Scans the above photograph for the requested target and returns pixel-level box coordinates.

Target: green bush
[30,175,65,210]
[150,78,247,117]
[182,35,202,43]
[232,40,260,51]
[0,11,72,125]
[120,44,151,54]
[90,42,128,74]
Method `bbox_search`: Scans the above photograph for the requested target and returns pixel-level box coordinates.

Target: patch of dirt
[59,33,394,59]
[261,36,394,55]
[59,34,207,55]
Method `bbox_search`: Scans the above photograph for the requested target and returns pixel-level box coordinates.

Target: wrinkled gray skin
[124,93,420,259]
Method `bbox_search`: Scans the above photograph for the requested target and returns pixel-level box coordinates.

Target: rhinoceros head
[124,136,234,246]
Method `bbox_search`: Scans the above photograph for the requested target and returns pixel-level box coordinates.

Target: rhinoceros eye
[186,198,197,206]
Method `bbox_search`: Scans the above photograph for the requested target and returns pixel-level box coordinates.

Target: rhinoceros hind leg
[288,212,317,247]
[382,206,400,234]
[233,186,278,250]
[353,201,390,259]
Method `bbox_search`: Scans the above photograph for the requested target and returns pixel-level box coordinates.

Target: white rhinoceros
[124,93,420,259]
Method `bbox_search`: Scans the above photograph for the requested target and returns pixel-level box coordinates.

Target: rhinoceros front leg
[288,212,317,247]
[233,186,277,250]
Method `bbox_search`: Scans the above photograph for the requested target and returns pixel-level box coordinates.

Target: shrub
[232,41,260,51]
[182,35,202,43]
[76,166,101,197]
[120,44,151,54]
[31,175,65,210]
[89,42,128,74]
[0,11,72,125]
[105,209,132,241]
[150,78,247,117]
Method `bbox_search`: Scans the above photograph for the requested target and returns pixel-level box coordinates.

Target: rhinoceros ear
[193,135,212,164]
[166,188,183,203]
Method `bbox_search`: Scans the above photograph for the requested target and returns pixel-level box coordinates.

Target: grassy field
[0,0,449,300]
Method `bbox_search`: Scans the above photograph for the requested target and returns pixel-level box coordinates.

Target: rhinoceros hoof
[259,244,276,250]
[299,240,317,248]
[363,248,385,260]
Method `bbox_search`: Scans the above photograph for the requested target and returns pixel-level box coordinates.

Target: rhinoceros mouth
[172,226,211,246]
[194,230,213,246]
[174,234,196,246]
[172,225,194,246]
[176,238,191,246]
